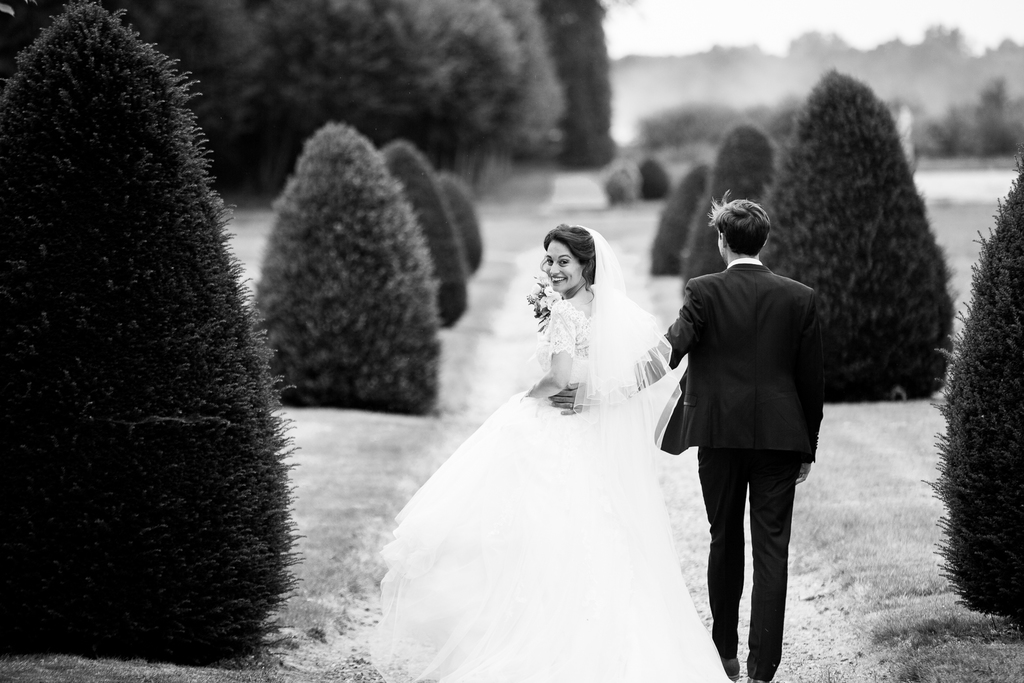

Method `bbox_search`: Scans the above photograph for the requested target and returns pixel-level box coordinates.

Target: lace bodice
[537,299,591,384]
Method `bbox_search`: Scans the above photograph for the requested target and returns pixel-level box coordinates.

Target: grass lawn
[3,169,1021,682]
[791,398,1024,682]
[787,198,1024,683]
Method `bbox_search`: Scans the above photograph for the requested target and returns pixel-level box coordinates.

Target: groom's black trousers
[697,447,801,682]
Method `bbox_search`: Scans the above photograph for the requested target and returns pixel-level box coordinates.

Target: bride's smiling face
[542,240,583,294]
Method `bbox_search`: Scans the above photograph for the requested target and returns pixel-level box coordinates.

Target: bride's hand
[549,384,579,415]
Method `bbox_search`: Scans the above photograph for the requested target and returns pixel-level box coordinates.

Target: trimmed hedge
[639,157,671,199]
[0,2,295,663]
[681,124,775,281]
[651,163,710,276]
[935,152,1024,625]
[762,71,954,401]
[384,139,468,327]
[438,171,483,274]
[604,158,641,205]
[257,123,441,413]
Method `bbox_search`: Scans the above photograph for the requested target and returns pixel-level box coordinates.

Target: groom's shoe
[720,657,741,682]
[746,678,769,683]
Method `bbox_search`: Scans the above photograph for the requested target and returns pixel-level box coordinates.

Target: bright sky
[605,0,1024,58]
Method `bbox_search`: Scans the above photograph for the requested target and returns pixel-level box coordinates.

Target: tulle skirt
[374,389,731,683]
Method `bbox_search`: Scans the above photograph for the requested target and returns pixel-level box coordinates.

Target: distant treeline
[637,80,1024,160]
[0,0,619,192]
[921,79,1024,157]
[614,27,1024,156]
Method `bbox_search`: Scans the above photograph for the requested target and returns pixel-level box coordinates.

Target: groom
[660,197,823,683]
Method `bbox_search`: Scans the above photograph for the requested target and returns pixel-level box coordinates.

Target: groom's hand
[549,383,579,415]
[796,463,812,485]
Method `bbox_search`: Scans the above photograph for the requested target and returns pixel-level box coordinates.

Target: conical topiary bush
[651,163,709,276]
[934,152,1024,625]
[639,157,671,200]
[383,139,468,327]
[0,2,295,663]
[603,158,642,205]
[762,70,954,401]
[681,124,774,281]
[258,123,440,413]
[438,171,483,275]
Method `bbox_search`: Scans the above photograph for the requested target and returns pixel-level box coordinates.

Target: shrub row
[0,5,490,666]
[0,0,573,190]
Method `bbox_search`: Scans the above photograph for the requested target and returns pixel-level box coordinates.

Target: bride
[374,225,732,683]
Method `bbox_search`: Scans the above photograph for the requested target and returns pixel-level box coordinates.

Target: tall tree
[536,0,615,166]
[244,0,527,191]
[243,0,426,192]
[491,0,564,159]
[0,2,295,662]
[399,0,522,171]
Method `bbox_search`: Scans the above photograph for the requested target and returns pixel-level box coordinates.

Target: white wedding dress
[375,231,731,683]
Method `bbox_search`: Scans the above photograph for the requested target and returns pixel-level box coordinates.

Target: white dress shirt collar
[727,256,763,269]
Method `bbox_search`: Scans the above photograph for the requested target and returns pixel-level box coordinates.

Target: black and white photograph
[1,1,1022,681]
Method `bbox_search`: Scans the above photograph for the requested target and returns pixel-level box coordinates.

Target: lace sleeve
[547,300,577,358]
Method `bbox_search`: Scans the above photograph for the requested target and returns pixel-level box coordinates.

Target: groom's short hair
[708,193,770,256]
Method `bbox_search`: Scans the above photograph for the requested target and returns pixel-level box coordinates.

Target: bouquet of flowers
[526,274,562,331]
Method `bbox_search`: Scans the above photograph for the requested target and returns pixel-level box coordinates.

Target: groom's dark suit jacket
[661,263,824,462]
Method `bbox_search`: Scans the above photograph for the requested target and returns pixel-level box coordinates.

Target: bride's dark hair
[543,224,597,285]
